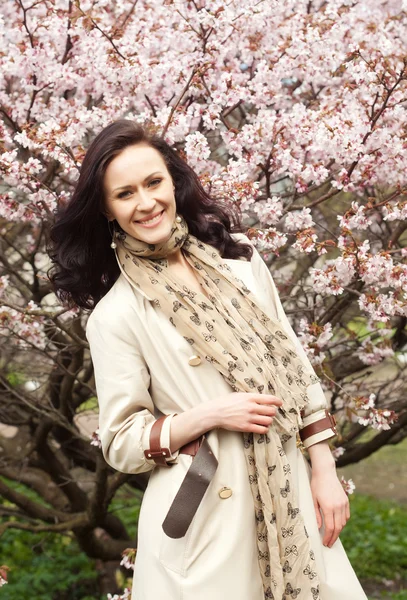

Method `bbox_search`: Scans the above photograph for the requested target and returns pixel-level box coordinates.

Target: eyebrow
[112,171,164,193]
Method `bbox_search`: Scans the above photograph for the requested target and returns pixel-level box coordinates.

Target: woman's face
[104,143,176,244]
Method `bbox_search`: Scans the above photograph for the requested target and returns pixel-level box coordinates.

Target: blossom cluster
[354,394,398,431]
[340,477,356,496]
[297,320,333,366]
[120,548,137,572]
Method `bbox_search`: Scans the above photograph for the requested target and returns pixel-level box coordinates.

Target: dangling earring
[107,220,117,249]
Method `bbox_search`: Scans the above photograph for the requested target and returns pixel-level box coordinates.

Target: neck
[167,248,184,266]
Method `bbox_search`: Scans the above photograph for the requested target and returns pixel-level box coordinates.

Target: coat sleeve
[238,234,336,448]
[86,311,179,474]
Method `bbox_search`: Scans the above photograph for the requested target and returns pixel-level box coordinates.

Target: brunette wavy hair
[48,119,253,310]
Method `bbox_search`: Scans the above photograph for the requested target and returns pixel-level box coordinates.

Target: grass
[341,494,407,599]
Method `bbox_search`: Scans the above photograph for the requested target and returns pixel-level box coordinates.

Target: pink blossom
[90,429,102,449]
[120,548,137,571]
[107,589,131,600]
[253,197,283,227]
[332,447,346,460]
[340,477,356,495]
[284,208,314,232]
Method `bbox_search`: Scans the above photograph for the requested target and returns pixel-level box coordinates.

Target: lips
[136,210,164,223]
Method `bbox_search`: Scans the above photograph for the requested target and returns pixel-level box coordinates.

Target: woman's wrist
[308,440,336,474]
[169,402,219,453]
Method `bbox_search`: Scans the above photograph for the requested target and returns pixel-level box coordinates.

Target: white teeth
[139,211,163,224]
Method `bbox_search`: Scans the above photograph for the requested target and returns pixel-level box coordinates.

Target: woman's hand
[309,442,350,548]
[211,392,283,434]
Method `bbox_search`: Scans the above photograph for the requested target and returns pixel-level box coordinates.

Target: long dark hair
[48,120,252,310]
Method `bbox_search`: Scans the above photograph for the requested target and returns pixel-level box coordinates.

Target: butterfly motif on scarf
[286,373,293,385]
[173,301,187,312]
[258,434,270,444]
[284,545,298,557]
[309,549,315,561]
[267,381,276,394]
[257,384,265,393]
[287,502,300,519]
[183,337,195,345]
[264,564,271,578]
[280,479,290,498]
[258,550,270,561]
[281,526,294,538]
[198,301,213,311]
[190,313,201,326]
[244,377,256,388]
[231,298,241,309]
[284,582,301,598]
[248,455,255,465]
[205,320,214,331]
[256,509,265,523]
[282,560,292,574]
[281,356,291,367]
[243,433,253,448]
[169,317,176,328]
[303,564,317,580]
[277,446,285,457]
[204,355,218,364]
[257,531,268,542]
[283,464,291,475]
[280,433,292,444]
[270,513,276,524]
[249,473,258,485]
[240,339,252,351]
[203,333,217,342]
[264,352,278,366]
[268,465,277,476]
[264,587,275,599]
[311,586,320,599]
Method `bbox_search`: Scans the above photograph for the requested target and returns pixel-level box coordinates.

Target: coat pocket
[158,458,197,577]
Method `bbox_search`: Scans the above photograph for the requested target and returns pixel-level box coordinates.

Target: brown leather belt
[144,416,218,539]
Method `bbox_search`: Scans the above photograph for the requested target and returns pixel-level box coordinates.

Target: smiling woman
[48,119,367,600]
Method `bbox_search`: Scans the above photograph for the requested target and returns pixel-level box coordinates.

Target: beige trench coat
[86,234,367,600]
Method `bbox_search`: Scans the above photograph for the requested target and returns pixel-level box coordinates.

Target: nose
[134,189,156,216]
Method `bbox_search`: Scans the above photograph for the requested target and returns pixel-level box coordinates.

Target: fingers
[314,498,322,529]
[322,500,350,547]
[254,394,283,407]
[322,510,335,547]
[252,414,274,427]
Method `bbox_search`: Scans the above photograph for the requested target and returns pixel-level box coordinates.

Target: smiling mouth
[136,210,164,225]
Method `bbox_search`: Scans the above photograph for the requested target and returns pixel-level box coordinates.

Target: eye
[117,190,132,199]
[148,178,162,187]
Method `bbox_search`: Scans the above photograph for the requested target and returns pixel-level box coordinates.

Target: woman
[49,120,367,600]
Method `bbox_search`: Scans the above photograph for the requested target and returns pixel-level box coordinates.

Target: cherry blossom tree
[1,0,407,595]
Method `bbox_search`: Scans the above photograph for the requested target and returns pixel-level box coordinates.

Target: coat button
[188,355,201,366]
[218,486,233,499]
